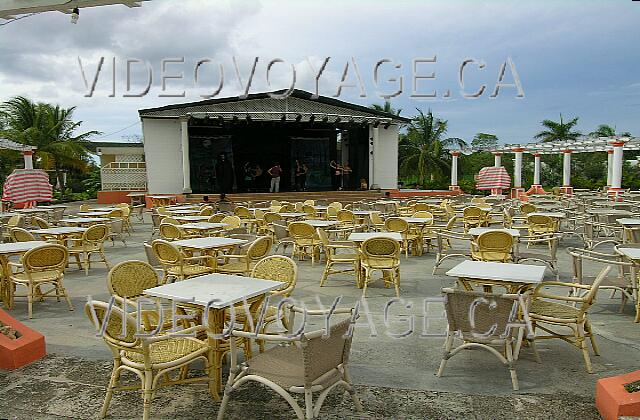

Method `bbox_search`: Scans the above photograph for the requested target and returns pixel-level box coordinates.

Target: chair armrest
[142,325,208,344]
[183,255,216,264]
[228,330,298,342]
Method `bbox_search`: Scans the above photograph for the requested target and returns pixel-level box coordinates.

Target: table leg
[0,255,10,308]
[206,307,224,401]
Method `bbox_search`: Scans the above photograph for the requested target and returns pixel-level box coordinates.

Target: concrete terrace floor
[1,200,639,419]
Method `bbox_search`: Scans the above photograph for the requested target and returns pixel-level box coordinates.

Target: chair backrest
[152,239,182,266]
[22,244,68,273]
[156,206,168,216]
[159,223,183,240]
[85,300,141,351]
[84,224,110,243]
[361,237,401,260]
[108,209,124,218]
[143,241,162,268]
[441,287,527,343]
[302,317,354,384]
[7,214,24,228]
[289,221,315,239]
[199,206,214,216]
[476,231,513,255]
[263,212,283,224]
[302,205,316,217]
[108,260,159,299]
[270,200,281,207]
[246,236,273,259]
[370,211,384,225]
[326,206,338,218]
[234,206,252,219]
[10,227,36,242]
[337,209,355,223]
[328,201,343,211]
[527,214,554,230]
[79,204,91,212]
[31,216,50,229]
[520,203,537,215]
[445,216,457,230]
[272,221,290,240]
[303,199,315,206]
[218,201,236,214]
[222,215,242,230]
[208,213,226,223]
[413,203,431,212]
[412,210,433,220]
[52,208,65,223]
[109,218,124,234]
[278,204,294,213]
[294,202,304,212]
[116,203,129,209]
[463,206,484,218]
[316,227,330,248]
[160,216,180,225]
[251,255,298,296]
[384,217,408,233]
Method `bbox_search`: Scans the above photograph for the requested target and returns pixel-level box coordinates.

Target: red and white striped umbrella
[2,169,53,205]
[476,166,511,190]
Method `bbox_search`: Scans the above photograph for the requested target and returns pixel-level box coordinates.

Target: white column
[562,150,571,187]
[450,151,459,186]
[610,141,624,190]
[607,150,614,187]
[180,118,192,193]
[23,150,34,169]
[493,152,502,167]
[369,126,378,188]
[533,154,541,185]
[513,148,524,188]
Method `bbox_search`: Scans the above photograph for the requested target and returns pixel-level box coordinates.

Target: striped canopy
[476,166,511,190]
[2,169,53,204]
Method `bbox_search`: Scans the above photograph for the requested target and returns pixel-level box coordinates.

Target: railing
[101,162,147,191]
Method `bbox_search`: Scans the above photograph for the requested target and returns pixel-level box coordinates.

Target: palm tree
[534,114,581,143]
[399,109,466,185]
[589,124,616,138]
[0,96,100,194]
[370,100,402,116]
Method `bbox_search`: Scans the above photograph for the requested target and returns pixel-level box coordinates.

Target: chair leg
[58,281,74,311]
[27,283,34,319]
[394,268,401,297]
[576,324,593,373]
[142,369,153,420]
[304,388,314,420]
[436,333,454,377]
[83,252,89,276]
[505,341,519,391]
[585,320,600,356]
[100,361,121,419]
[320,261,331,286]
[342,367,364,412]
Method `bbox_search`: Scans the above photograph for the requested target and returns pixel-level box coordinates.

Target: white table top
[33,227,87,235]
[0,240,49,254]
[528,212,566,219]
[313,206,329,210]
[348,232,403,242]
[144,273,284,308]
[148,195,177,199]
[91,207,118,212]
[127,192,147,197]
[174,215,211,222]
[77,211,111,217]
[60,217,110,224]
[16,208,52,213]
[179,222,227,230]
[279,212,306,218]
[446,260,546,284]
[616,247,640,260]
[617,218,640,226]
[400,217,433,223]
[468,228,521,237]
[302,220,339,227]
[352,211,374,216]
[173,237,247,249]
[36,205,67,209]
[587,209,633,215]
[167,209,201,215]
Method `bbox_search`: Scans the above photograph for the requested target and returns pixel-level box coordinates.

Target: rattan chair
[218,306,362,420]
[85,300,213,420]
[517,234,561,279]
[79,204,91,212]
[199,206,214,216]
[527,214,556,237]
[463,206,485,232]
[208,213,227,223]
[221,215,243,231]
[437,287,533,391]
[520,203,537,215]
[8,244,72,318]
[433,230,473,274]
[289,222,321,264]
[360,237,401,297]
[385,217,420,258]
[31,216,50,229]
[1,214,25,242]
[107,218,127,247]
[151,239,215,283]
[159,222,184,241]
[143,241,163,271]
[217,236,273,276]
[471,230,514,263]
[273,221,295,255]
[10,227,36,242]
[316,228,358,287]
[67,224,111,275]
[529,266,609,373]
[368,211,385,232]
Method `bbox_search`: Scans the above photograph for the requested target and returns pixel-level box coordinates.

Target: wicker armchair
[462,206,485,232]
[527,214,556,237]
[360,237,401,297]
[31,216,50,229]
[159,222,185,241]
[221,215,243,232]
[289,222,321,264]
[437,287,533,390]
[471,230,513,263]
[529,266,610,373]
[302,204,320,220]
[517,234,561,279]
[217,306,362,420]
[79,204,91,212]
[209,213,226,223]
[433,230,473,274]
[385,217,420,258]
[273,221,295,255]
[1,214,25,242]
[10,227,36,242]
[259,211,283,237]
[520,203,537,215]
[217,236,273,276]
[85,300,213,420]
[107,218,127,247]
[199,206,214,216]
[67,224,111,275]
[368,211,385,232]
[316,228,358,287]
[8,244,73,318]
[151,239,216,283]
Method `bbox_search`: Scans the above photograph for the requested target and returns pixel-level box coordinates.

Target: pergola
[0,138,36,169]
[449,136,640,198]
[0,0,149,20]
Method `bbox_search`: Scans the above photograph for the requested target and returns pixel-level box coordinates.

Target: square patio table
[15,208,53,214]
[179,222,227,231]
[278,212,306,218]
[144,273,284,398]
[348,232,402,242]
[0,240,50,306]
[174,215,211,223]
[468,227,521,237]
[60,217,110,226]
[446,260,545,293]
[173,237,247,250]
[167,209,202,215]
[36,205,67,210]
[617,218,640,226]
[77,211,111,217]
[302,220,339,228]
[528,212,566,219]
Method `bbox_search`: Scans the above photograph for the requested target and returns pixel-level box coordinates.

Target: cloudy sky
[1,0,639,144]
